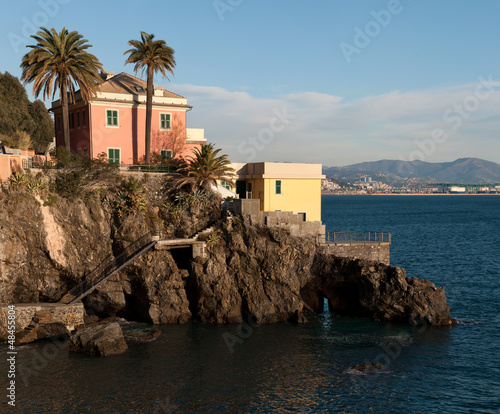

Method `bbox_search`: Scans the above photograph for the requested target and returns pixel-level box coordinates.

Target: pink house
[50,71,206,164]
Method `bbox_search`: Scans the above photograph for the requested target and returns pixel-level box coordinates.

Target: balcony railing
[119,164,176,173]
[323,231,391,244]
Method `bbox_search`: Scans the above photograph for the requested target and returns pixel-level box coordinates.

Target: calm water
[3,195,500,413]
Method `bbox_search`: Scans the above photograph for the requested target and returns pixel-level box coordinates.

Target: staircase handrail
[64,232,154,301]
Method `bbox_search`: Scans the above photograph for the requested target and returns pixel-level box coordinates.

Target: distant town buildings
[321,177,500,195]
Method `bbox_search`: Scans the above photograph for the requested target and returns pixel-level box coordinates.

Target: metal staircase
[60,232,157,304]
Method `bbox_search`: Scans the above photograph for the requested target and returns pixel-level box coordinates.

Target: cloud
[171,79,500,166]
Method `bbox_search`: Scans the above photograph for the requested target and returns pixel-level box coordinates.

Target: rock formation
[69,322,128,356]
[0,195,453,331]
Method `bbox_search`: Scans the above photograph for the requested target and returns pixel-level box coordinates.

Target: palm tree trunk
[60,77,71,151]
[145,65,154,164]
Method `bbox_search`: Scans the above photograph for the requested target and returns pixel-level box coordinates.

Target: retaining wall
[224,199,325,238]
[319,242,390,265]
[0,302,85,333]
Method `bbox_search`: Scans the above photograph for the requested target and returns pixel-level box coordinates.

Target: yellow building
[230,162,325,222]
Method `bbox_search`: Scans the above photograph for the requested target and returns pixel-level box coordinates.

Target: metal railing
[119,164,175,173]
[62,232,156,303]
[322,231,391,244]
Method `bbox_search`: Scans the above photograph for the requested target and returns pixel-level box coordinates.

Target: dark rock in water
[123,328,161,343]
[14,322,70,345]
[350,362,385,372]
[289,310,308,324]
[69,322,127,356]
[15,323,39,345]
[35,322,70,340]
[304,255,454,326]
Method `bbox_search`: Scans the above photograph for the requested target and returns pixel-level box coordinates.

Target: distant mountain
[323,158,500,184]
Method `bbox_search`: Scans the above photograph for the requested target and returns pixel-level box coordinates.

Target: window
[298,212,307,222]
[108,148,120,165]
[69,113,74,129]
[82,109,86,126]
[106,110,118,126]
[221,180,231,190]
[275,180,282,195]
[160,149,172,160]
[160,113,171,130]
[83,147,88,157]
[77,111,80,128]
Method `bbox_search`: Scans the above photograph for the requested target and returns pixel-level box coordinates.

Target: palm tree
[21,27,103,151]
[173,143,235,191]
[124,32,176,164]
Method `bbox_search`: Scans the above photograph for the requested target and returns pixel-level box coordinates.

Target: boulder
[69,322,127,356]
[305,255,454,326]
[35,322,70,340]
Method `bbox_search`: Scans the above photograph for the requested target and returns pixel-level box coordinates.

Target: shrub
[9,171,29,189]
[114,177,148,217]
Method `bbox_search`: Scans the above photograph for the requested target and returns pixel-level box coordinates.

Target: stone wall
[0,303,85,333]
[318,242,390,265]
[224,199,326,239]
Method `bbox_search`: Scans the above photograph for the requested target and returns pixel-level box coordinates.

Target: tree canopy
[0,71,54,153]
[173,143,235,191]
[21,27,102,150]
[124,32,176,164]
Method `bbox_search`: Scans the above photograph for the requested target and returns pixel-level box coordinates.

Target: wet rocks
[0,195,454,328]
[304,254,453,326]
[69,322,127,356]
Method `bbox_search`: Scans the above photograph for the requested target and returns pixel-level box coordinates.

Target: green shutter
[107,110,118,126]
[161,113,171,129]
[108,148,120,164]
[160,149,172,160]
[275,180,282,194]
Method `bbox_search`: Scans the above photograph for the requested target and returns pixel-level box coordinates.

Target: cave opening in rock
[169,246,192,270]
[301,281,364,318]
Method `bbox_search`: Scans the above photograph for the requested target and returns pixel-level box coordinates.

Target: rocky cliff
[0,194,453,328]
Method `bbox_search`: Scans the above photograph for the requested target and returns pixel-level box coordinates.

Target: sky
[1,0,500,166]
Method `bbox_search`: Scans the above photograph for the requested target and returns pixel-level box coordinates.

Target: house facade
[50,71,206,164]
[229,162,325,222]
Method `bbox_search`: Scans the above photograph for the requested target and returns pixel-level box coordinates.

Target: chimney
[101,70,115,81]
[154,85,164,96]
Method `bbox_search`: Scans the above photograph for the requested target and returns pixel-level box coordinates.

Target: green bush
[114,177,148,217]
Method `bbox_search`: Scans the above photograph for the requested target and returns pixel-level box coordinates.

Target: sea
[3,195,500,413]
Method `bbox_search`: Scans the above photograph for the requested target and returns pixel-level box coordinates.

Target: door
[236,180,246,199]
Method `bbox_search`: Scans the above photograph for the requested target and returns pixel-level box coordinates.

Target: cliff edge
[0,195,453,334]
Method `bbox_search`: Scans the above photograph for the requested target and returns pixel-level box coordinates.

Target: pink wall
[54,102,204,164]
[0,155,26,182]
[54,104,91,156]
[89,106,188,164]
